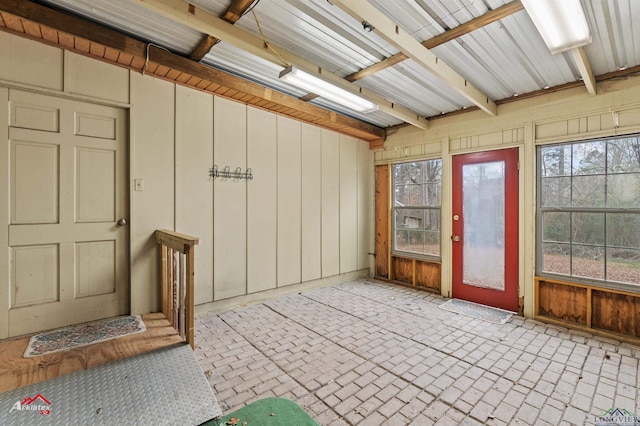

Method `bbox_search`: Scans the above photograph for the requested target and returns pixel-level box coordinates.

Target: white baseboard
[194,269,370,317]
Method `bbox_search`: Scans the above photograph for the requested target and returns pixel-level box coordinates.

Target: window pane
[395,183,423,206]
[573,141,606,175]
[424,209,440,256]
[542,212,570,242]
[607,248,640,284]
[538,136,640,287]
[424,231,440,257]
[542,242,570,275]
[396,208,424,230]
[607,174,640,208]
[541,176,571,207]
[607,214,640,250]
[572,213,604,245]
[424,182,441,207]
[607,137,640,173]
[394,163,416,185]
[393,159,442,207]
[571,175,605,207]
[395,229,409,252]
[540,145,571,177]
[393,159,442,259]
[394,207,440,256]
[571,244,604,280]
[408,231,425,253]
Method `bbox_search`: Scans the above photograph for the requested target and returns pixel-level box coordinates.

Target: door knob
[117,218,127,226]
[452,234,460,242]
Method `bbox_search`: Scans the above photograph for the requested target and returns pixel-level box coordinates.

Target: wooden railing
[155,229,199,349]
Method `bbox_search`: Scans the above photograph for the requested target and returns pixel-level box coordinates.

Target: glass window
[538,136,640,288]
[393,159,442,258]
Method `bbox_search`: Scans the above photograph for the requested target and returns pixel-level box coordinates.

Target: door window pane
[462,161,505,290]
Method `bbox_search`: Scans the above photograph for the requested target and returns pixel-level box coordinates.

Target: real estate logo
[594,408,640,425]
[9,393,51,415]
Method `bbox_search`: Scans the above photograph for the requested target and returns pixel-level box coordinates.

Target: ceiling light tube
[521,0,591,54]
[279,65,378,113]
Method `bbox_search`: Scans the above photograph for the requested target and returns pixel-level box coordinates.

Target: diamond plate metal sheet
[0,344,222,425]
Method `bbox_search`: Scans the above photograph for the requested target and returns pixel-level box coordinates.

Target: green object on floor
[201,397,319,426]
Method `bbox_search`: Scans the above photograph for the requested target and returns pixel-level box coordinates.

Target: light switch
[134,179,144,191]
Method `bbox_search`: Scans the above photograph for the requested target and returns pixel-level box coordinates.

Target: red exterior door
[452,148,519,312]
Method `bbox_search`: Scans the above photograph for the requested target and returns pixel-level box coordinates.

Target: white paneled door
[2,90,128,337]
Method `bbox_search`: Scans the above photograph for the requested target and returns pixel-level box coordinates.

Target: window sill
[391,251,441,264]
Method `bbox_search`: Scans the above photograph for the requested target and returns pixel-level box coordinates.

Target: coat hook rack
[209,165,253,181]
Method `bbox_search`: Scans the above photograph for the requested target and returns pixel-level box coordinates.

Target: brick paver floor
[195,279,640,425]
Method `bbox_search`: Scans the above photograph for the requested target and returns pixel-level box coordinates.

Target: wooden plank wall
[375,165,389,278]
[175,85,214,304]
[213,97,247,300]
[390,256,441,292]
[276,116,302,287]
[247,107,278,294]
[301,124,322,282]
[536,279,587,325]
[340,137,359,273]
[321,130,341,277]
[592,291,640,337]
[392,257,413,284]
[536,277,640,340]
[415,261,441,291]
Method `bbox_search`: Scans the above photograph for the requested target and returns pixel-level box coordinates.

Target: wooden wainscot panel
[415,260,440,292]
[591,290,640,338]
[375,165,389,279]
[537,279,587,325]
[391,257,413,285]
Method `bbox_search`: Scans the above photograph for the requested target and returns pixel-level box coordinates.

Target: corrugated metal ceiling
[36,0,640,129]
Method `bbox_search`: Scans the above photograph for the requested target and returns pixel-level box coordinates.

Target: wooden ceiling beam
[221,0,256,22]
[189,35,218,61]
[0,0,385,145]
[331,0,497,116]
[189,0,255,61]
[569,47,597,96]
[346,1,523,82]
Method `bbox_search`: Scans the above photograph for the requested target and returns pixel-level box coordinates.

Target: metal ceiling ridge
[328,0,497,116]
[0,0,386,147]
[421,64,640,123]
[127,0,430,130]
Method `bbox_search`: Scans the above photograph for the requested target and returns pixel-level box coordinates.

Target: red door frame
[451,148,519,312]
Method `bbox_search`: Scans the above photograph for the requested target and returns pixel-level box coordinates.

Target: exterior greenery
[393,159,442,258]
[538,135,640,286]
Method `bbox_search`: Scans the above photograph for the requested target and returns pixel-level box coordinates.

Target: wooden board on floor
[0,313,183,393]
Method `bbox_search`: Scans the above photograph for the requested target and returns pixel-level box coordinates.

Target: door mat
[24,315,146,358]
[202,397,319,426]
[439,299,513,324]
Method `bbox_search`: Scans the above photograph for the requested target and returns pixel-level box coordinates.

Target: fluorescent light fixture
[521,0,591,54]
[279,65,378,113]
